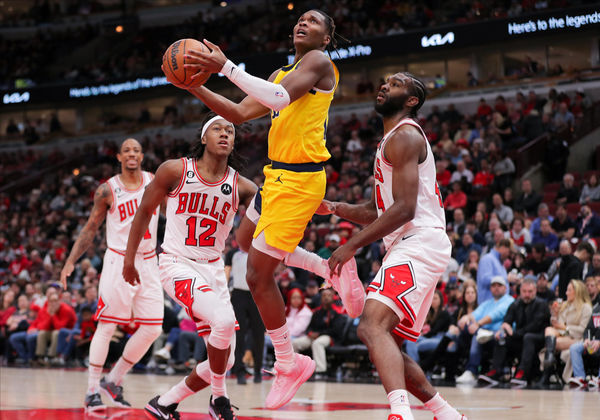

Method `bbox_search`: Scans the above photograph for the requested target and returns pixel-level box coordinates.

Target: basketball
[162,38,210,88]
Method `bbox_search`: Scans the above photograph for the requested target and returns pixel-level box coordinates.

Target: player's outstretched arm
[316,192,378,225]
[123,159,181,285]
[234,176,259,253]
[328,125,423,275]
[60,183,111,290]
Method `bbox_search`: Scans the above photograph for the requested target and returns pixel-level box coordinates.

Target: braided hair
[402,72,427,118]
[312,9,338,51]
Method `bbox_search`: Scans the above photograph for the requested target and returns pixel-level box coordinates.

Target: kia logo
[3,91,30,104]
[421,31,455,48]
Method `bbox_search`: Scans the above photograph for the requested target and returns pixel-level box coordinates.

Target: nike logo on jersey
[186,180,198,184]
[402,234,416,241]
[275,175,283,184]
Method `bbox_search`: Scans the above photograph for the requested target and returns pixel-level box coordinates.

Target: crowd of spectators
[3,0,596,88]
[1,83,599,390]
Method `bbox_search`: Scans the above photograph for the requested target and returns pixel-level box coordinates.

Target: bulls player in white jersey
[319,73,466,420]
[124,114,252,420]
[60,138,163,412]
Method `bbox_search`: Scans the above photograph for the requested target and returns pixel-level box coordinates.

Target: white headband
[200,115,234,140]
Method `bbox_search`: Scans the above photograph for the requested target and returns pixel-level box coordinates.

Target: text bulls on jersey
[175,192,231,224]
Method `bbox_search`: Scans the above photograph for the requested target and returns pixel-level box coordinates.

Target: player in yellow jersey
[165,9,365,409]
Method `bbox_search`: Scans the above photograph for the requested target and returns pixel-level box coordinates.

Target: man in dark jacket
[292,288,345,378]
[558,241,594,299]
[479,277,549,387]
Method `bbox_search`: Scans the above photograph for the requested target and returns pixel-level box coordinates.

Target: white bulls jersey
[106,171,158,253]
[162,158,239,261]
[373,118,446,251]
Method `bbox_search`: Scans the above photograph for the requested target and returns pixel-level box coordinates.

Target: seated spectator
[576,204,600,240]
[579,173,600,204]
[292,289,344,378]
[492,151,516,191]
[3,294,31,362]
[532,219,559,253]
[449,160,474,184]
[477,239,511,304]
[514,179,541,216]
[538,280,592,387]
[585,275,600,307]
[568,301,600,389]
[420,280,479,382]
[556,173,579,205]
[455,233,482,265]
[443,182,467,213]
[73,307,96,363]
[455,276,514,384]
[449,208,466,236]
[558,242,594,299]
[478,277,550,387]
[524,243,552,275]
[588,252,600,277]
[536,272,555,302]
[32,292,77,364]
[458,249,480,283]
[491,193,514,226]
[436,160,452,188]
[530,203,553,238]
[551,204,576,240]
[464,220,486,247]
[472,159,495,189]
[305,280,321,309]
[509,217,531,250]
[553,102,575,130]
[405,290,451,363]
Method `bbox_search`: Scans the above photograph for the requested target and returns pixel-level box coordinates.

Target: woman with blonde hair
[537,279,592,387]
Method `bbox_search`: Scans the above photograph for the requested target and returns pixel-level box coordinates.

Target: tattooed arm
[60,183,111,289]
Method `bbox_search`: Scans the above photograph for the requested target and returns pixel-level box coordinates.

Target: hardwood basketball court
[0,367,597,419]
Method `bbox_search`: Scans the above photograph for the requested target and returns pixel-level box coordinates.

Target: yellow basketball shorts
[253,163,326,253]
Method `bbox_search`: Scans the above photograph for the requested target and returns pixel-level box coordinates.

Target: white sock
[267,324,296,372]
[424,392,462,420]
[285,247,329,279]
[388,389,414,420]
[158,377,195,406]
[106,357,133,386]
[87,365,103,394]
[211,370,227,398]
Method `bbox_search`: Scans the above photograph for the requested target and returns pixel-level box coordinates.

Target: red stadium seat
[588,202,600,214]
[548,203,557,216]
[566,203,581,218]
[543,192,557,204]
[544,183,561,193]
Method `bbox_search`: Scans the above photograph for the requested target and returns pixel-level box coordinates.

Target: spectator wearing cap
[532,219,559,253]
[530,203,554,238]
[576,204,600,240]
[514,179,541,216]
[492,193,514,226]
[556,173,579,205]
[558,242,594,300]
[477,239,511,304]
[317,234,340,259]
[479,276,550,387]
[551,205,576,240]
[449,160,474,184]
[455,276,514,384]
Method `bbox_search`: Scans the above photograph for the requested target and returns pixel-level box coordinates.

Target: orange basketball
[162,38,210,88]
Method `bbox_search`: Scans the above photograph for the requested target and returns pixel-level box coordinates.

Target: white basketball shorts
[366,228,451,342]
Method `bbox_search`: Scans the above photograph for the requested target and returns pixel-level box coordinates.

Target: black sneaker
[84,392,106,412]
[209,395,238,420]
[99,377,131,408]
[145,395,181,420]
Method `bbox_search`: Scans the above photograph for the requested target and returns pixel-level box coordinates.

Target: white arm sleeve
[221,60,290,111]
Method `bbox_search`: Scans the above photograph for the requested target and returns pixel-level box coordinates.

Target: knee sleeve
[207,309,236,350]
[122,324,162,363]
[89,321,117,365]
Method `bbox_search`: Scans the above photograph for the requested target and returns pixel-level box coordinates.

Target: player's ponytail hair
[402,72,427,118]
[190,112,246,172]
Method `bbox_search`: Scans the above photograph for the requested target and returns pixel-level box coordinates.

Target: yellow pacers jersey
[268,57,339,164]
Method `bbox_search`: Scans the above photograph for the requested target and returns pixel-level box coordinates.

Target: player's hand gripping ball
[162,39,210,88]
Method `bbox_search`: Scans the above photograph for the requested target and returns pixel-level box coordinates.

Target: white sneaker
[588,376,599,391]
[154,347,171,361]
[456,370,476,384]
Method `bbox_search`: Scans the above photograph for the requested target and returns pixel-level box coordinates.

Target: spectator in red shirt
[477,98,493,119]
[494,95,508,115]
[30,292,77,363]
[472,159,495,188]
[9,250,32,276]
[444,182,468,214]
[436,160,452,188]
